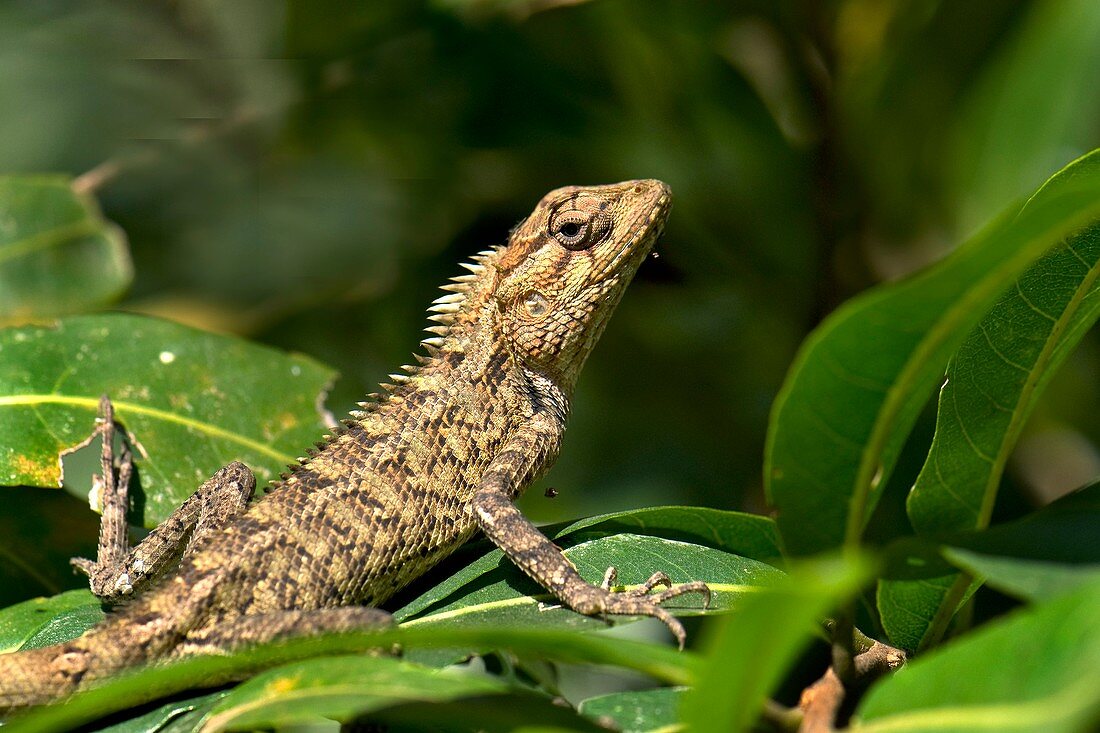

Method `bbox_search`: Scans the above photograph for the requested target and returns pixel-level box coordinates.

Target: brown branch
[854,640,906,681]
[798,635,907,732]
[71,159,124,196]
[800,666,844,733]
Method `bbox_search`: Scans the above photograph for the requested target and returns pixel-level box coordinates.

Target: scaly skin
[0,180,708,710]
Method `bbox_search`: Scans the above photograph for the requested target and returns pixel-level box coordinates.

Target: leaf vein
[0,394,294,465]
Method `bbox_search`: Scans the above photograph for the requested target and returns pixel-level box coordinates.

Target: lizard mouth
[595,180,671,283]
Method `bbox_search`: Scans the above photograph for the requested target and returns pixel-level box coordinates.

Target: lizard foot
[584,566,711,649]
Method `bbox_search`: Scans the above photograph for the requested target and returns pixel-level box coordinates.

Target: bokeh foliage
[2,0,1097,537]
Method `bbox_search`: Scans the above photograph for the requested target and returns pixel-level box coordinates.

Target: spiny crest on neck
[348,246,501,417]
[279,247,502,475]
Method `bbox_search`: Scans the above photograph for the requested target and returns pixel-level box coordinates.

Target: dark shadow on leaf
[344,692,605,733]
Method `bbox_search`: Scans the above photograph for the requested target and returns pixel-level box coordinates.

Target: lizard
[0,179,709,710]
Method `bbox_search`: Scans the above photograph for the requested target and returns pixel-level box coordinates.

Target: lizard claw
[592,566,711,649]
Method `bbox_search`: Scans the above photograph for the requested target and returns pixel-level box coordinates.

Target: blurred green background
[2,0,1099,600]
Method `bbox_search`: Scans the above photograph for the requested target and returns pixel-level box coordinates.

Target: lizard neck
[351,245,571,428]
[277,246,570,485]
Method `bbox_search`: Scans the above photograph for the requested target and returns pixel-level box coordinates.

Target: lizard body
[0,180,707,710]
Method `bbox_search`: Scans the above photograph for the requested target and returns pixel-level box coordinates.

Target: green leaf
[200,655,510,731]
[880,207,1100,649]
[0,313,335,523]
[0,176,132,320]
[874,572,963,655]
[908,234,1100,533]
[681,554,874,733]
[95,691,229,733]
[765,149,1100,556]
[578,687,684,733]
[397,509,783,625]
[879,480,1100,574]
[546,505,783,563]
[0,589,100,654]
[880,479,1100,651]
[961,480,1100,562]
[8,626,697,732]
[943,548,1100,604]
[397,534,782,630]
[18,605,104,653]
[854,579,1100,733]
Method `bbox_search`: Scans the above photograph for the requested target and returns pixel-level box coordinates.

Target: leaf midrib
[399,581,760,627]
[0,394,294,464]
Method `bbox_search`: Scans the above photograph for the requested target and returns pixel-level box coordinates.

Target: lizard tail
[0,576,214,713]
[0,643,80,711]
[0,623,136,712]
[0,595,188,714]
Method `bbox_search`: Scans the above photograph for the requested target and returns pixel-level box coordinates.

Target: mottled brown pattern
[0,180,707,711]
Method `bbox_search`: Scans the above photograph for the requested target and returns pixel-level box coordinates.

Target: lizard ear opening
[521,291,550,318]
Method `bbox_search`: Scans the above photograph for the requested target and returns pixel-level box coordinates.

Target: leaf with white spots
[578,687,685,733]
[0,313,335,524]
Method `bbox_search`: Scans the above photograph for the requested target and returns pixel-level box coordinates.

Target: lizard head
[494,179,671,389]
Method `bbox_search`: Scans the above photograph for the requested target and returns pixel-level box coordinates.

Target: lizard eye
[549,205,610,250]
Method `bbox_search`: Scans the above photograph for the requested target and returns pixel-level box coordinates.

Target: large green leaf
[680,554,874,733]
[880,211,1100,649]
[0,176,132,320]
[908,230,1100,533]
[0,314,335,523]
[397,533,781,630]
[854,579,1100,733]
[765,149,1100,556]
[396,507,781,627]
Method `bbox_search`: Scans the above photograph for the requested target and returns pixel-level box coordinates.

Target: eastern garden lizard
[0,180,709,709]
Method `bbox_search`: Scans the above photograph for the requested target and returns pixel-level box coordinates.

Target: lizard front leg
[71,396,256,602]
[472,415,710,648]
